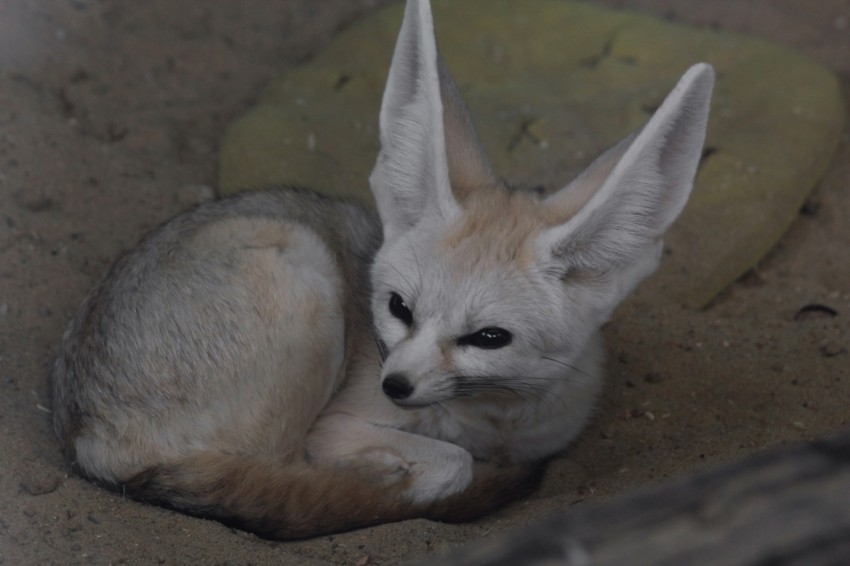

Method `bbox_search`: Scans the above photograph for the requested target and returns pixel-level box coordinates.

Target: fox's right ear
[369,0,498,242]
[537,64,714,318]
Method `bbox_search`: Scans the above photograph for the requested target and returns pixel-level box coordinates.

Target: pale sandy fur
[50,0,712,540]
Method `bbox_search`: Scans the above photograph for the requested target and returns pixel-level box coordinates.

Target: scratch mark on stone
[580,29,637,68]
[507,117,541,152]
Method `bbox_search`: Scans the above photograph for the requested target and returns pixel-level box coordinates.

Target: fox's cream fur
[50,0,714,539]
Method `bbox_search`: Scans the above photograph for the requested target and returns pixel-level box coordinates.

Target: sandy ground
[1,0,848,564]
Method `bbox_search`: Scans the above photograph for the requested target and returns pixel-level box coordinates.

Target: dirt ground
[1,1,848,564]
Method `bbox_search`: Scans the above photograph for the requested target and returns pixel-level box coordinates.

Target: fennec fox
[51,0,714,539]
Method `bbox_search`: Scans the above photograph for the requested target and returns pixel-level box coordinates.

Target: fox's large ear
[537,64,714,313]
[369,0,498,241]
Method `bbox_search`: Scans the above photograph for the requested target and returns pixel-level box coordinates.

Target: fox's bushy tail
[120,452,543,539]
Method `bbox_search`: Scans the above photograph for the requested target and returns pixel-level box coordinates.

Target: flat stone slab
[219,0,844,307]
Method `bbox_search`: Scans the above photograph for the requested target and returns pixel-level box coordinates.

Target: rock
[20,474,62,496]
[218,0,845,307]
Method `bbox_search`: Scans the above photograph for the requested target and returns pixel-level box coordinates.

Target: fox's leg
[63,217,350,481]
[165,218,352,458]
[306,413,473,504]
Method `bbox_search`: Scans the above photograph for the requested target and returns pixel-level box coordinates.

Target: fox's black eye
[388,292,413,326]
[458,327,512,350]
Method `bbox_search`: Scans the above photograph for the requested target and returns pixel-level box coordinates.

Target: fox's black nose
[382,373,413,400]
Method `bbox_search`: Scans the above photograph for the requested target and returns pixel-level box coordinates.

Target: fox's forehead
[374,190,564,334]
[439,188,550,272]
[375,187,562,319]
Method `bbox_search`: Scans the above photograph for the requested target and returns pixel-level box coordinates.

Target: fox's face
[371,189,602,407]
[368,0,712,406]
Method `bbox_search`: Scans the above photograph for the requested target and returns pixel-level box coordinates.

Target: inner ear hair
[437,55,502,201]
[545,261,608,286]
[544,133,637,225]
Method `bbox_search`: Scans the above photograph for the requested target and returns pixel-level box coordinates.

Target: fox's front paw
[345,446,413,486]
[405,445,473,504]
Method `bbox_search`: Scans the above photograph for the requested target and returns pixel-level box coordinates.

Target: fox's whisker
[541,356,594,380]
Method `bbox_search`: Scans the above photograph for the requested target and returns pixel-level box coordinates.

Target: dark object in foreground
[794,303,839,321]
[419,431,850,565]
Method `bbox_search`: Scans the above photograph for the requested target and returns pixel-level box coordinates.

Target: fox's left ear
[370,0,499,242]
[537,64,714,312]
